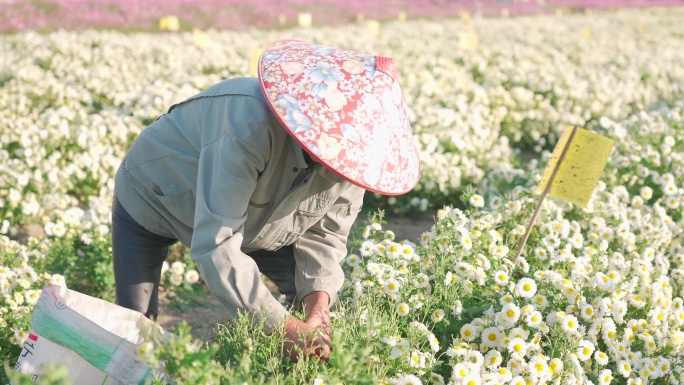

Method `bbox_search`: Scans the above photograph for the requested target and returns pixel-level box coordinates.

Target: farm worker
[111,39,420,362]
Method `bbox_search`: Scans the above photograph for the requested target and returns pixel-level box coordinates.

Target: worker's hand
[302,291,331,335]
[282,317,331,362]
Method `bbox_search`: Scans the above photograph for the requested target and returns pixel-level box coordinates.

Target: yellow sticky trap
[297,12,312,27]
[398,11,407,21]
[193,29,209,49]
[582,26,591,40]
[159,15,180,31]
[535,127,614,208]
[250,48,263,77]
[368,20,380,37]
[458,31,479,50]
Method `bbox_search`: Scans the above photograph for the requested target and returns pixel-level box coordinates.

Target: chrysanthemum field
[2,6,684,385]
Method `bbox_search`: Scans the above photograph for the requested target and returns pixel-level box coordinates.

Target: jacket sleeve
[190,101,289,334]
[291,185,365,309]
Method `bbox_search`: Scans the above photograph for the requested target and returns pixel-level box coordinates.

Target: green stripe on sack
[139,368,153,385]
[31,304,117,371]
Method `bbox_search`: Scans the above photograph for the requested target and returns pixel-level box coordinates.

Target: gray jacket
[115,77,365,333]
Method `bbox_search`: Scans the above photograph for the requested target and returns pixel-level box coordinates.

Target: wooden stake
[514,126,578,260]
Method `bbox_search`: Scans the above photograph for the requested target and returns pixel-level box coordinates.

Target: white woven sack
[13,285,169,384]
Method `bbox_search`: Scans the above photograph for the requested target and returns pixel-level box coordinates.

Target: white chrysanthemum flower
[507,337,527,357]
[0,220,9,234]
[460,373,481,385]
[481,326,504,349]
[484,349,503,368]
[598,369,613,385]
[51,274,66,287]
[397,302,410,316]
[665,195,680,209]
[451,362,471,380]
[345,253,361,267]
[534,247,549,261]
[490,244,509,258]
[390,339,410,359]
[400,244,416,260]
[493,270,509,286]
[419,230,433,245]
[366,262,382,277]
[384,278,401,295]
[415,273,430,288]
[617,360,632,378]
[184,270,200,284]
[137,341,154,360]
[360,240,375,256]
[12,329,28,346]
[394,374,423,385]
[576,340,595,361]
[464,350,485,367]
[532,294,548,307]
[427,333,440,352]
[514,278,537,298]
[528,355,551,381]
[549,358,564,376]
[266,357,280,373]
[640,186,653,200]
[432,308,445,323]
[244,338,254,351]
[170,261,185,275]
[62,207,85,226]
[569,232,584,248]
[24,289,40,305]
[460,323,478,342]
[561,315,580,335]
[497,303,521,328]
[0,265,11,279]
[509,376,526,385]
[80,232,93,245]
[169,274,183,286]
[452,300,463,316]
[444,271,456,286]
[580,303,595,321]
[594,350,609,365]
[469,194,484,208]
[51,222,67,237]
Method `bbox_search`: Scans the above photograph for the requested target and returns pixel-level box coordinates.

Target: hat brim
[258,39,420,196]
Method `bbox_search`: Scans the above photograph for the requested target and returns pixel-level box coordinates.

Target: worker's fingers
[308,339,330,361]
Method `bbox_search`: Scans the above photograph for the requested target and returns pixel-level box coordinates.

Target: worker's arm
[189,96,289,334]
[292,185,366,313]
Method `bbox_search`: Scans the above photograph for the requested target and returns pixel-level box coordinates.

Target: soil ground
[156,214,436,341]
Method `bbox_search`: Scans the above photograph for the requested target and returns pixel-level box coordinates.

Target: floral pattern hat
[258,39,420,196]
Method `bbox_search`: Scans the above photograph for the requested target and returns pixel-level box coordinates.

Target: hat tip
[376,56,398,80]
